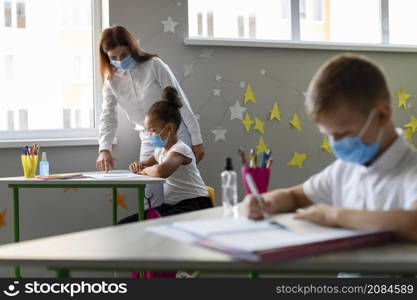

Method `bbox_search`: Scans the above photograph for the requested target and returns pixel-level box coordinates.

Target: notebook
[148,213,393,262]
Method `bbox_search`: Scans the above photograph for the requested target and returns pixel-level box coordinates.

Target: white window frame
[185,0,417,53]
[0,0,113,148]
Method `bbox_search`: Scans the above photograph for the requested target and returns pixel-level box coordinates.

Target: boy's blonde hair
[305,54,391,120]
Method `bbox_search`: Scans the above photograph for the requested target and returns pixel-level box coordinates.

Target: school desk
[0,174,165,278]
[0,206,415,278]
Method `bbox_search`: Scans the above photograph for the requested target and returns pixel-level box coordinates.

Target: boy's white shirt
[98,57,203,152]
[154,141,208,205]
[303,129,417,211]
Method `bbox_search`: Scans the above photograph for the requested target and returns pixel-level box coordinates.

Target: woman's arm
[140,152,191,178]
[98,80,118,152]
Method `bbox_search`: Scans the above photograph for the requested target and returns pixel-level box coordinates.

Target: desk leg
[138,185,145,221]
[112,188,118,225]
[56,269,71,278]
[137,186,145,279]
[248,272,259,278]
[137,186,145,221]
[12,187,21,278]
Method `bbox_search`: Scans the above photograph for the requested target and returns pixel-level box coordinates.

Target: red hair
[99,26,159,83]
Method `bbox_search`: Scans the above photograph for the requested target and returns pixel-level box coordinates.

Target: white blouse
[98,57,203,152]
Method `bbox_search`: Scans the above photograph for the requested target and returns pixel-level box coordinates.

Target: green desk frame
[8,183,146,278]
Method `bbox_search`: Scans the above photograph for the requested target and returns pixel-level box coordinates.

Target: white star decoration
[199,48,214,59]
[213,89,222,97]
[229,100,247,120]
[215,74,222,82]
[212,128,227,142]
[260,69,267,75]
[183,63,194,78]
[161,16,178,34]
[240,81,246,88]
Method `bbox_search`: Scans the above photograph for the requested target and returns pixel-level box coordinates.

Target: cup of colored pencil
[20,144,40,178]
[239,147,272,194]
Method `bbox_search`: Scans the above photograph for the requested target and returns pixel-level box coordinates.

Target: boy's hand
[245,194,273,220]
[294,204,339,227]
[129,161,144,174]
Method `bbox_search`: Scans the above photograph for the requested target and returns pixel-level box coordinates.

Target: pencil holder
[21,155,39,178]
[241,166,270,194]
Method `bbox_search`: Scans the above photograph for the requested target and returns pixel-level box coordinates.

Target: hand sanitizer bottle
[39,152,49,176]
[221,157,238,218]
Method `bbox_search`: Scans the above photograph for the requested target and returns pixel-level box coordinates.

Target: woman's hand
[191,144,205,163]
[129,161,145,174]
[96,150,114,173]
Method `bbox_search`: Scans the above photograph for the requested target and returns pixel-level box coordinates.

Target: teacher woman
[96,26,205,207]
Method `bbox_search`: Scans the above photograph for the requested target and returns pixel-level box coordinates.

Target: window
[187,0,417,50]
[4,1,12,27]
[389,0,417,45]
[4,54,13,79]
[312,0,322,21]
[188,0,291,40]
[16,0,24,28]
[300,0,306,19]
[0,0,103,145]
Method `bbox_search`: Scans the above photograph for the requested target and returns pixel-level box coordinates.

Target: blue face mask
[148,126,168,148]
[110,55,135,70]
[326,110,383,165]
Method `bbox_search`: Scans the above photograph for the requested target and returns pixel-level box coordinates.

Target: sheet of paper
[207,228,357,252]
[170,218,274,237]
[268,213,358,235]
[83,170,140,179]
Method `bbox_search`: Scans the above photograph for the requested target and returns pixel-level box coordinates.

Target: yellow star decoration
[405,115,417,134]
[404,127,413,143]
[320,136,332,154]
[107,193,128,209]
[287,152,308,168]
[0,209,6,228]
[256,136,268,155]
[241,112,254,132]
[289,113,302,131]
[396,89,411,110]
[254,117,265,134]
[269,102,281,122]
[243,84,256,104]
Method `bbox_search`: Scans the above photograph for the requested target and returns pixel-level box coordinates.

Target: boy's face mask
[148,126,168,148]
[321,109,384,165]
[110,55,134,70]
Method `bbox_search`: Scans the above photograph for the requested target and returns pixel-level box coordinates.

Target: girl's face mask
[148,125,168,148]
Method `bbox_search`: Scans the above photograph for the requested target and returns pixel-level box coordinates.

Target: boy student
[246,54,417,241]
